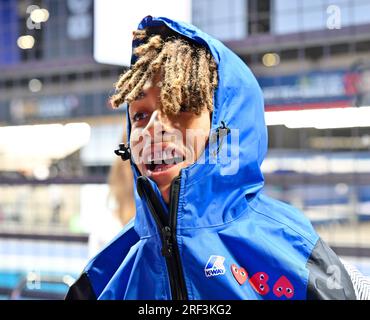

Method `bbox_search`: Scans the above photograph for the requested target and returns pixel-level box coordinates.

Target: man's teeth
[148,150,180,163]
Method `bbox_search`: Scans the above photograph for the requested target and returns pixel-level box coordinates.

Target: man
[66,16,357,300]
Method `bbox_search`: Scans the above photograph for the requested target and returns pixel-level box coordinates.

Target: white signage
[93,0,191,66]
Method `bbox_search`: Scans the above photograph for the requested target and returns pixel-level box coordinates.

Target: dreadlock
[110,27,218,116]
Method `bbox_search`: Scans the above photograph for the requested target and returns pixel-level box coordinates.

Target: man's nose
[142,110,167,140]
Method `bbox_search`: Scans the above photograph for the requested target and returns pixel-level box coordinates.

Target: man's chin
[151,171,180,204]
[139,162,187,203]
[143,162,183,185]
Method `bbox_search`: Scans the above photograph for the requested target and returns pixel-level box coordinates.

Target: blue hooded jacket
[66,16,355,300]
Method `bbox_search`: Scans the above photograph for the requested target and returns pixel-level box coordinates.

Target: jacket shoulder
[65,220,139,300]
[249,193,356,299]
[249,193,318,246]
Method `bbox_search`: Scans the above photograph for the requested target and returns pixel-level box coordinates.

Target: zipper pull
[161,226,173,257]
[210,121,231,157]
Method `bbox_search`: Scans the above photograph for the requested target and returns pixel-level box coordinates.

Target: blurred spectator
[87,157,135,258]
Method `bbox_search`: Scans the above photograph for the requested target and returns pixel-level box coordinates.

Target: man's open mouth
[144,148,184,173]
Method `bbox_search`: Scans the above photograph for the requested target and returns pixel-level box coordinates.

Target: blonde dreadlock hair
[110,27,218,116]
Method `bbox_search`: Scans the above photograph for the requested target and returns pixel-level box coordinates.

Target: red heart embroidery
[273,276,294,299]
[249,272,270,295]
[231,264,248,285]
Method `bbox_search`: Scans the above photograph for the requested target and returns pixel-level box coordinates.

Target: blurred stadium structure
[0,0,370,299]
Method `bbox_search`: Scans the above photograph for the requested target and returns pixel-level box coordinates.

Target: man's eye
[132,112,148,122]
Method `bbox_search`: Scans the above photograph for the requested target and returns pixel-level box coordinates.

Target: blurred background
[0,0,370,299]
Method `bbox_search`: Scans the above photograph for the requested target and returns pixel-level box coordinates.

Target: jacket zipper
[136,176,188,300]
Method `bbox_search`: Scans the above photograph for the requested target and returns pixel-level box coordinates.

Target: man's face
[129,77,211,203]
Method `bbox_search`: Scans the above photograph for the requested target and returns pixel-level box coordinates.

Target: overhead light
[262,53,280,67]
[309,136,370,149]
[265,106,370,129]
[29,78,43,93]
[17,35,35,49]
[33,165,50,180]
[262,155,370,174]
[335,183,349,195]
[30,8,50,23]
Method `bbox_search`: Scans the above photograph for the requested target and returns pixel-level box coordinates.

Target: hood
[126,16,268,235]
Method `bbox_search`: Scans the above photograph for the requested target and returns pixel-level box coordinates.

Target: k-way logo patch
[204,255,226,277]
